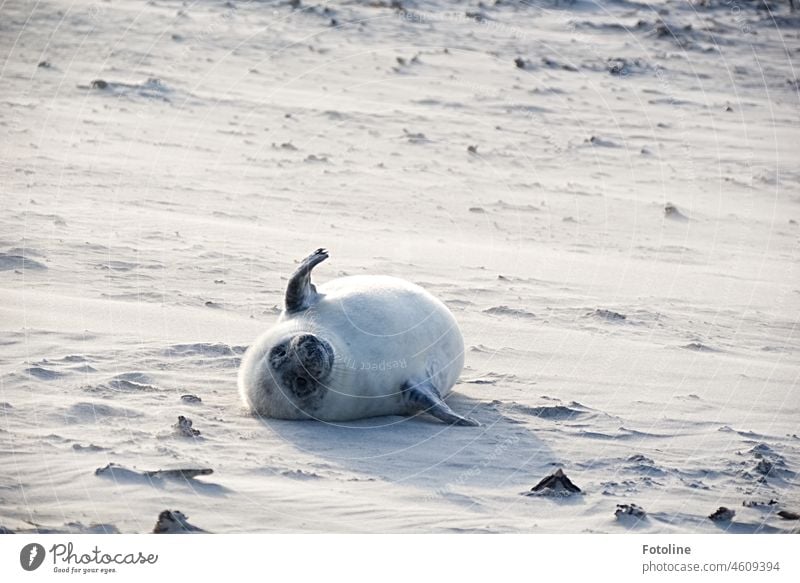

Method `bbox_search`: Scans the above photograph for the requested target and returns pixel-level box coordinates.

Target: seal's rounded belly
[238,249,476,426]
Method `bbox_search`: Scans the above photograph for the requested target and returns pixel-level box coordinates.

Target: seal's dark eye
[296,377,307,387]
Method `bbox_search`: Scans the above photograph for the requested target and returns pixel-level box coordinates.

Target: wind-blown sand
[1,0,798,533]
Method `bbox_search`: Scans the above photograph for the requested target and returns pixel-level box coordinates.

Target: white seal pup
[238,248,477,426]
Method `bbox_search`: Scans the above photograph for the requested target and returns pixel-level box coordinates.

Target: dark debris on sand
[173,415,200,437]
[742,498,778,508]
[755,458,774,476]
[615,503,647,519]
[664,202,689,220]
[152,510,207,534]
[591,309,627,321]
[526,468,582,497]
[708,507,735,522]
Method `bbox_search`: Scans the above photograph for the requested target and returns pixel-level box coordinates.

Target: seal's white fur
[238,275,464,422]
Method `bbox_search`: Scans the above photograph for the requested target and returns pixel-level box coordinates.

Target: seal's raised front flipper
[285,248,329,313]
[403,380,480,427]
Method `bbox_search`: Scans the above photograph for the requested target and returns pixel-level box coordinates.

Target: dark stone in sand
[588,136,620,147]
[608,60,627,75]
[173,415,200,437]
[153,510,206,534]
[528,468,581,496]
[754,459,773,476]
[467,145,478,155]
[403,129,427,143]
[180,394,202,404]
[682,342,716,352]
[708,507,735,522]
[72,443,106,452]
[777,510,799,520]
[615,503,647,519]
[38,61,51,68]
[664,202,688,219]
[91,79,108,89]
[514,57,526,69]
[592,309,626,321]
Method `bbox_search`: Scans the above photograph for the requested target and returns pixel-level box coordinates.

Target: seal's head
[269,333,334,399]
[239,327,335,419]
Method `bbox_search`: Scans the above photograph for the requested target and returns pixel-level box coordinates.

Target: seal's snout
[290,333,333,378]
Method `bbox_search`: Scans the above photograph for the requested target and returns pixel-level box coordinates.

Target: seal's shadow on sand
[259,394,555,494]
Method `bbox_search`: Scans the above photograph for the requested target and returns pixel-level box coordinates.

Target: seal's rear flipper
[285,248,329,313]
[403,381,480,427]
